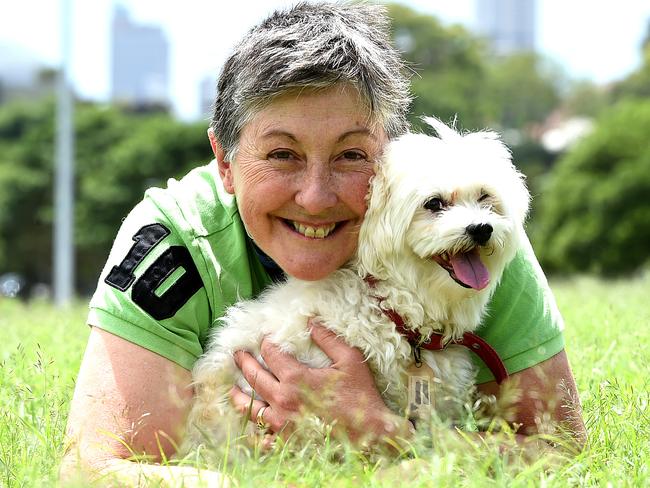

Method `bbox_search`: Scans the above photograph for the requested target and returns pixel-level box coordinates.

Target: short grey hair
[210,1,412,161]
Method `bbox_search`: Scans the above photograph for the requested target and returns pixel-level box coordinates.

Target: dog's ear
[495,150,530,228]
[356,163,391,278]
[355,156,414,279]
[508,169,531,227]
[357,160,395,279]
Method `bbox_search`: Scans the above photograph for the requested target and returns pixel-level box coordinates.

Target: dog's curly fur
[183,117,530,450]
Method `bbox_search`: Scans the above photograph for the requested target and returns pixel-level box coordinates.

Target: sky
[1,0,649,121]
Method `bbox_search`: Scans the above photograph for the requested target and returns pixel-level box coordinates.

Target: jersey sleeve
[473,238,565,383]
[88,196,211,371]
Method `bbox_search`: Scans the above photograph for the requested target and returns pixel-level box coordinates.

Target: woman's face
[213,85,387,280]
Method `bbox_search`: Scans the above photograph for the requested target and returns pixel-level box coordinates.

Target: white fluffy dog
[184,117,529,449]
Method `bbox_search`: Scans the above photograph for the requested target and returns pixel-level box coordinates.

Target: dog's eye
[478,193,490,202]
[424,197,444,213]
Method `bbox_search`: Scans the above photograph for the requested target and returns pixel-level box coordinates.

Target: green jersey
[89,162,564,383]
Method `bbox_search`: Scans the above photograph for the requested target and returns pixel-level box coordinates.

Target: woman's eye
[268,150,294,160]
[341,150,367,161]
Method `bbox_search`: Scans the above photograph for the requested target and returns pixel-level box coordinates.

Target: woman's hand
[230,321,413,445]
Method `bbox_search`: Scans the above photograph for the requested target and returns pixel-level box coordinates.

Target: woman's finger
[309,321,364,366]
[233,350,279,399]
[261,433,277,451]
[259,338,308,383]
[229,386,292,435]
[229,385,268,419]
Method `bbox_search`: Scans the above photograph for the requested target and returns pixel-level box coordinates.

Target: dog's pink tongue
[450,248,490,290]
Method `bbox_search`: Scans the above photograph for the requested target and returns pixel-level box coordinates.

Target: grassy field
[1,274,649,487]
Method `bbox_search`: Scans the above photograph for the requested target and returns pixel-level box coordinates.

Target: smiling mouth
[283,219,340,239]
[432,248,490,290]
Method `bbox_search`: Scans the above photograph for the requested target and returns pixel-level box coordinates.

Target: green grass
[0,299,88,487]
[1,274,649,487]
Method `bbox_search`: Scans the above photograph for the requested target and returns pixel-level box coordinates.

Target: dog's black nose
[466,223,493,245]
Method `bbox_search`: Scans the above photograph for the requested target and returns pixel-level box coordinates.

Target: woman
[62,2,586,484]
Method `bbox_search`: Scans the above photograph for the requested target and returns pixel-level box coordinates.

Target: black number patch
[105,223,203,320]
[106,224,170,291]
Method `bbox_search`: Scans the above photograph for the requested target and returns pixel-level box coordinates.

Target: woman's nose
[294,166,338,214]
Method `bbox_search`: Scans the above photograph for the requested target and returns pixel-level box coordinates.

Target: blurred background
[1,0,649,303]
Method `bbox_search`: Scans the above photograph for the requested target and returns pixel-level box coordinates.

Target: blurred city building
[111,4,170,110]
[199,75,215,120]
[475,0,537,54]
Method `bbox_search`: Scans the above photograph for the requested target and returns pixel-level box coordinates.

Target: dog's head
[356,117,530,296]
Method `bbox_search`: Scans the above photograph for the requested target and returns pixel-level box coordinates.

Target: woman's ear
[208,128,235,194]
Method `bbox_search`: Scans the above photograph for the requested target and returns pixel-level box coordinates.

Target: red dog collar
[365,277,509,384]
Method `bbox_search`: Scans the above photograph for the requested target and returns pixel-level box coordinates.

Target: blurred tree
[0,100,55,288]
[611,20,650,101]
[387,3,492,130]
[562,80,610,118]
[388,4,564,134]
[531,100,650,275]
[484,52,563,129]
[0,99,210,294]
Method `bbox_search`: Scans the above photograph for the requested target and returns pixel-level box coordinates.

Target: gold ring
[256,405,269,431]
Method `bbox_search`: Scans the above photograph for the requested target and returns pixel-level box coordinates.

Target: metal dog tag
[406,360,436,422]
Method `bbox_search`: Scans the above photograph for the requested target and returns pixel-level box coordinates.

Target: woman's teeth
[291,221,337,239]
